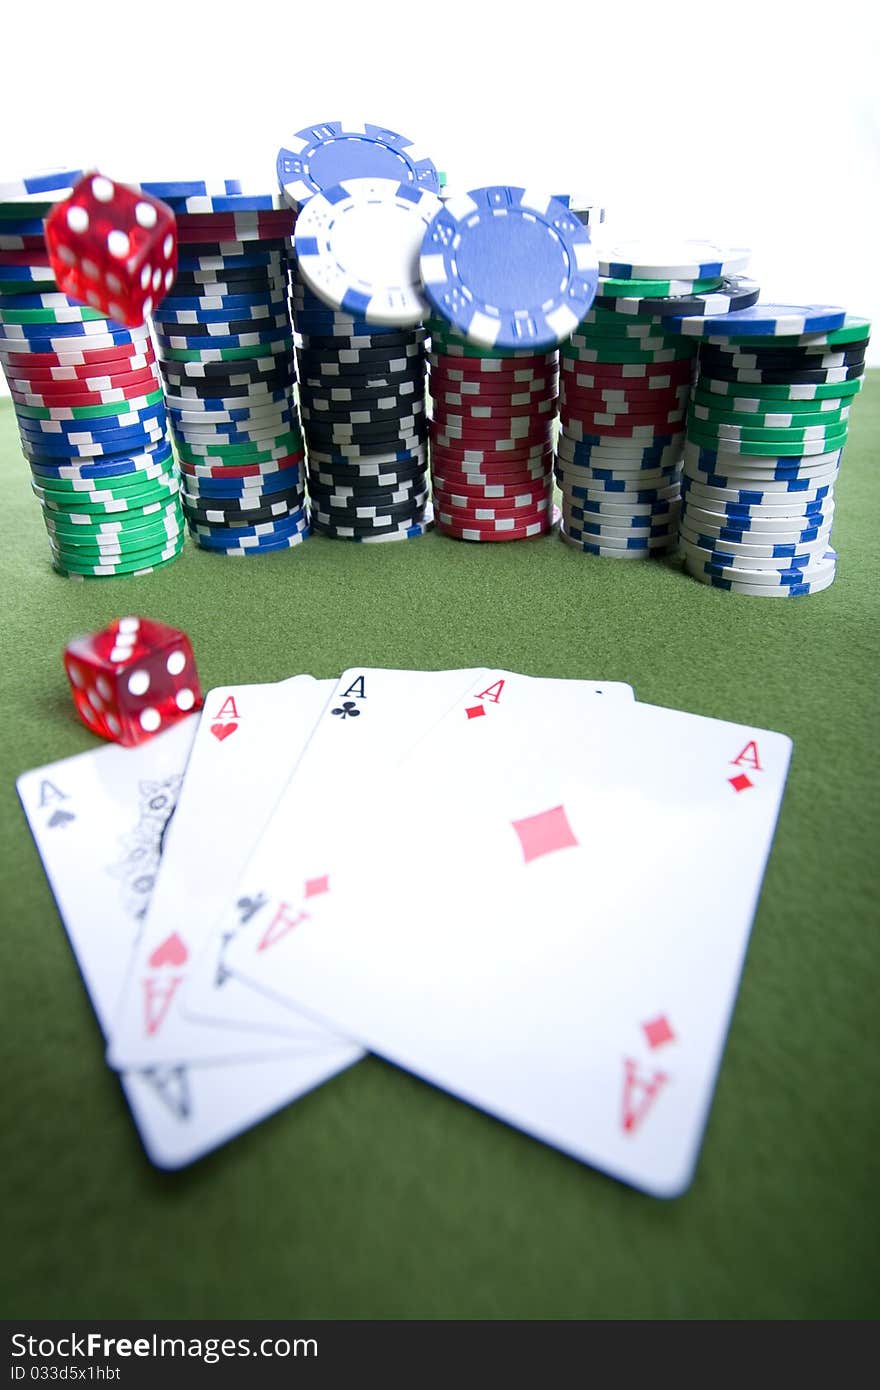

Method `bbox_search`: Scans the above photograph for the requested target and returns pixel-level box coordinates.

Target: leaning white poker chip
[597,240,751,280]
[293,177,442,327]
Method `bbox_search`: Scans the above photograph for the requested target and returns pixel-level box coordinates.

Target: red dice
[46,173,177,327]
[64,616,202,746]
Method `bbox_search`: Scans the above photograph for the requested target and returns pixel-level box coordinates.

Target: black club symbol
[332,701,361,719]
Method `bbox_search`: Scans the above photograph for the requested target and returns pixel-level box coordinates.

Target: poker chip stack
[275,121,446,542]
[137,182,308,557]
[672,307,869,597]
[555,244,760,559]
[291,267,433,542]
[426,321,559,541]
[420,187,599,542]
[0,171,182,579]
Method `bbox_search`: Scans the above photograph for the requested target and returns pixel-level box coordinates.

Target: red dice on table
[45,173,177,327]
[63,617,202,746]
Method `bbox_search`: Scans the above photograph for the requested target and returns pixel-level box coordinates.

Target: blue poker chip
[182,468,304,499]
[0,217,48,236]
[157,289,289,314]
[191,528,311,555]
[0,315,134,339]
[29,456,173,484]
[18,404,166,435]
[188,510,309,541]
[675,303,848,339]
[276,121,440,210]
[0,169,82,198]
[0,323,138,347]
[176,250,287,274]
[419,187,599,351]
[164,391,292,415]
[135,180,287,213]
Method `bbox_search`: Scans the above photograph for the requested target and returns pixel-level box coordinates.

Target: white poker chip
[597,240,751,280]
[294,177,443,327]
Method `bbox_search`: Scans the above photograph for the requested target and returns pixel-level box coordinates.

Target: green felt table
[1,384,878,1322]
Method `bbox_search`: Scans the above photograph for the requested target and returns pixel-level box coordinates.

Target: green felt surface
[1,384,878,1321]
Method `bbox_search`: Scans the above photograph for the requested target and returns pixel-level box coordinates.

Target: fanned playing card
[220,673,791,1196]
[182,668,498,1027]
[106,675,347,1068]
[17,720,362,1169]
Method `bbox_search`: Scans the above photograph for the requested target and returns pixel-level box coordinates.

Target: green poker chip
[596,274,723,299]
[0,303,109,324]
[702,315,871,350]
[690,400,851,429]
[692,386,856,415]
[694,376,862,403]
[44,500,183,537]
[30,463,177,497]
[686,426,848,456]
[50,544,185,580]
[15,389,165,422]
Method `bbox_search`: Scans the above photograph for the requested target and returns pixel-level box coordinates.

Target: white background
[1,0,878,392]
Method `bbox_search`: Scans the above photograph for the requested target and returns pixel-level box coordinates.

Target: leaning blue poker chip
[675,303,848,339]
[420,187,599,351]
[0,169,82,198]
[276,121,441,210]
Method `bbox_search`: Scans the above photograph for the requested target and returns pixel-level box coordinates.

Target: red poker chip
[178,454,305,481]
[433,480,553,510]
[9,369,161,402]
[426,351,557,378]
[429,381,558,407]
[561,383,690,409]
[430,448,552,473]
[0,232,49,249]
[561,407,686,430]
[0,340,153,370]
[562,360,694,386]
[562,378,692,402]
[430,439,553,465]
[432,463,553,491]
[433,397,558,425]
[561,417,685,440]
[431,467,552,493]
[175,217,294,244]
[428,369,556,391]
[436,515,554,541]
[431,421,554,446]
[0,248,53,266]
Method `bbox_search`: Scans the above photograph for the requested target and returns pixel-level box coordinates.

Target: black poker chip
[182,497,306,528]
[159,353,293,381]
[309,496,426,527]
[295,330,424,354]
[697,362,865,387]
[307,461,427,489]
[698,343,868,370]
[299,397,426,428]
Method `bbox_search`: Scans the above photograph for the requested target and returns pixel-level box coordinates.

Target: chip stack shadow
[0,171,182,579]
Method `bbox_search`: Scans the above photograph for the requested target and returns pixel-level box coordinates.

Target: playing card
[220,675,791,1196]
[183,667,495,1025]
[17,721,362,1169]
[105,676,346,1068]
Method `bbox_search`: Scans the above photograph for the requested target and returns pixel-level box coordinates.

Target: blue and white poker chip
[596,240,751,280]
[294,177,442,326]
[420,187,599,351]
[277,121,441,211]
[676,303,848,339]
[0,169,82,198]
